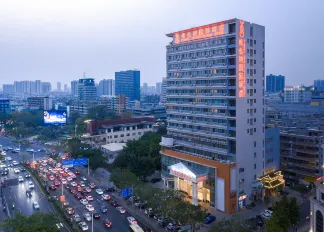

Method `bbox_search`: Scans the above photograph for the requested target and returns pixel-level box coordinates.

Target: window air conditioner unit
[223,63,226,66]
[223,83,226,86]
[223,73,226,76]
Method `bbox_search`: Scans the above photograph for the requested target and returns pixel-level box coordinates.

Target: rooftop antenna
[83,72,86,78]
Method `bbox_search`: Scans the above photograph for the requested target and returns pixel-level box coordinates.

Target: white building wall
[235,19,265,203]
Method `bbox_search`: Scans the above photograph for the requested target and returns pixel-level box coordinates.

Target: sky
[0,0,323,88]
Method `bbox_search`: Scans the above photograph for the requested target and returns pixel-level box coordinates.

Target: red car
[62,173,69,177]
[77,186,83,192]
[70,189,77,195]
[103,219,112,228]
[66,207,74,215]
[54,181,60,186]
[74,169,80,175]
[89,183,96,189]
[48,175,55,181]
[75,194,83,200]
[85,187,91,193]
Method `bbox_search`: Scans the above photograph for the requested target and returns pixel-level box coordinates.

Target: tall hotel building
[160,19,266,214]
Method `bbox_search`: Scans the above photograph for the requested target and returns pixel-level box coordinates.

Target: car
[85,187,91,193]
[264,209,273,215]
[26,148,35,153]
[85,204,94,212]
[80,199,88,205]
[13,161,19,165]
[204,215,216,224]
[48,195,59,201]
[93,210,100,219]
[111,201,119,207]
[7,147,12,150]
[61,179,67,185]
[96,189,103,195]
[54,181,61,186]
[62,172,69,177]
[79,181,86,187]
[116,207,126,214]
[65,183,70,189]
[66,207,75,215]
[73,214,81,222]
[75,169,80,175]
[127,216,137,224]
[25,173,31,178]
[85,195,93,201]
[70,189,77,194]
[89,182,96,189]
[101,205,108,213]
[18,176,24,182]
[75,194,83,200]
[7,157,12,161]
[20,167,26,172]
[63,201,69,207]
[79,221,88,231]
[167,223,180,230]
[80,176,87,181]
[14,168,20,174]
[261,212,271,219]
[67,177,72,182]
[102,193,110,200]
[26,190,32,197]
[48,175,54,181]
[83,212,92,221]
[33,202,40,210]
[103,219,112,228]
[70,181,77,187]
[49,184,56,190]
[29,182,35,189]
[77,186,83,192]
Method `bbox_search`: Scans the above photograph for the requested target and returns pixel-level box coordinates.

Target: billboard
[44,110,67,125]
[62,158,88,168]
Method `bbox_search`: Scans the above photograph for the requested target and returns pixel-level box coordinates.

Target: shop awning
[257,171,285,189]
[168,162,208,183]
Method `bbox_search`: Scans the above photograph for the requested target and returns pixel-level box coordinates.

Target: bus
[129,224,144,232]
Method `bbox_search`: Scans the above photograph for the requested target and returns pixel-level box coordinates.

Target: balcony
[167,127,229,139]
[175,140,228,155]
[167,118,227,129]
[165,102,227,108]
[166,83,227,89]
[280,153,316,162]
[166,93,232,99]
[280,160,317,170]
[167,110,228,119]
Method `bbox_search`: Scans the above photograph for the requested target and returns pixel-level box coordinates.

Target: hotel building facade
[160,19,270,214]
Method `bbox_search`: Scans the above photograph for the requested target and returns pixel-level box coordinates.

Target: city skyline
[0,0,323,86]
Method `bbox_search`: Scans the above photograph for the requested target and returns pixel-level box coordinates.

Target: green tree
[69,111,80,125]
[67,138,82,156]
[209,216,250,232]
[109,168,139,189]
[87,106,117,120]
[0,212,60,232]
[265,216,285,232]
[75,148,106,171]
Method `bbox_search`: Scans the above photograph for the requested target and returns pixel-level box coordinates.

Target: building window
[254,174,256,180]
[254,128,256,132]
[254,164,256,169]
[239,168,244,173]
[254,141,256,147]
[321,192,324,201]
[114,135,118,138]
[254,69,256,74]
[247,129,249,134]
[254,50,256,55]
[254,152,256,158]
[316,210,323,232]
[120,134,124,137]
[254,60,256,64]
[254,40,256,45]
[138,132,141,135]
[126,133,130,136]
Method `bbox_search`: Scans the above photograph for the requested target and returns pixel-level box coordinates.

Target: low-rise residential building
[284,86,312,103]
[81,117,155,145]
[310,179,324,232]
[0,99,11,114]
[27,96,52,110]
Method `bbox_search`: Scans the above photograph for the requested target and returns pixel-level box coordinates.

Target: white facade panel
[216,178,225,212]
[230,168,236,192]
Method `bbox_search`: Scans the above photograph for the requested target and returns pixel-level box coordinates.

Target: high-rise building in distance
[156,82,162,95]
[2,84,14,95]
[314,80,324,92]
[115,70,140,101]
[57,82,62,92]
[64,84,68,92]
[266,74,285,93]
[98,79,115,96]
[71,80,78,96]
[160,19,265,214]
[41,82,51,95]
[78,78,97,101]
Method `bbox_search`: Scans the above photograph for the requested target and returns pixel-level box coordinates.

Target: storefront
[168,162,209,206]
[257,171,285,196]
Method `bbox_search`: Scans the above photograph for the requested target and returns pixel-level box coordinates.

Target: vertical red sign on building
[238,21,246,98]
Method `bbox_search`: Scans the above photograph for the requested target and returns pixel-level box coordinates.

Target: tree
[67,138,82,156]
[265,216,285,232]
[209,216,251,232]
[87,106,117,120]
[109,168,139,189]
[266,195,300,232]
[69,111,80,125]
[75,149,106,171]
[0,212,60,232]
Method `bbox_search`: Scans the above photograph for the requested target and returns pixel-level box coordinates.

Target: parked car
[204,215,216,224]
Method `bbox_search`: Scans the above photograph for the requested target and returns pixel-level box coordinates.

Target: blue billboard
[62,158,88,168]
[44,110,67,125]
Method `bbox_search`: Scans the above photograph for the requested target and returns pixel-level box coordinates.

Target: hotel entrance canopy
[168,162,208,183]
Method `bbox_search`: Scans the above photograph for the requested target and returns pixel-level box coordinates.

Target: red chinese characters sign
[174,24,225,44]
[170,170,192,181]
[238,21,246,98]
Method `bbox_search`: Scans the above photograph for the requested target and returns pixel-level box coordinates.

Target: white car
[18,176,24,182]
[12,161,19,165]
[261,212,271,219]
[80,199,88,205]
[79,221,88,231]
[102,194,110,200]
[116,207,126,214]
[264,209,273,215]
[95,189,103,195]
[29,181,35,189]
[26,148,35,153]
[70,182,77,187]
[33,202,40,210]
[61,179,67,185]
[14,168,20,173]
[83,212,92,221]
[85,195,93,201]
[67,177,73,182]
[127,216,137,224]
[85,204,94,212]
[7,157,12,161]
[25,174,31,178]
[80,176,87,181]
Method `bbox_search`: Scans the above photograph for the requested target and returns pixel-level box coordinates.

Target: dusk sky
[0,0,323,87]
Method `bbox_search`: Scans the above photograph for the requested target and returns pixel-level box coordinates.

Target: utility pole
[61,183,64,208]
[91,211,94,232]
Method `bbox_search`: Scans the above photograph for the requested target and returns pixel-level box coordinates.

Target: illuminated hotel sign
[238,20,246,98]
[170,170,207,183]
[174,24,225,44]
